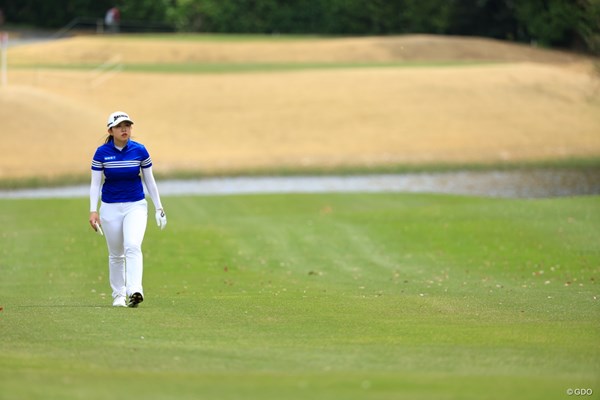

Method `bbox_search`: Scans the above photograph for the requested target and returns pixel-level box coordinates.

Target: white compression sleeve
[90,170,103,212]
[142,166,163,210]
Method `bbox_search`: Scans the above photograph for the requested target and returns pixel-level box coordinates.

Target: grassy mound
[2,34,599,183]
[7,34,589,65]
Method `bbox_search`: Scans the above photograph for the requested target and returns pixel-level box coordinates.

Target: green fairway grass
[13,60,495,74]
[1,193,598,400]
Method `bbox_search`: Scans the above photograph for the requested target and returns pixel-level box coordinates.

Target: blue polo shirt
[91,140,152,203]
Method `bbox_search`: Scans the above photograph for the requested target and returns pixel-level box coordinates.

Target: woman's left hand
[155,209,167,230]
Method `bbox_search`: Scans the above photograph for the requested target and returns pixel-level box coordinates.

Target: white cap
[107,111,134,128]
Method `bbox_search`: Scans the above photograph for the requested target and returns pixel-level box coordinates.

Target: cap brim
[109,117,134,128]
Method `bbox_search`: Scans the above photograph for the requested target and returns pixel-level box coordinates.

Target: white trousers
[100,199,147,299]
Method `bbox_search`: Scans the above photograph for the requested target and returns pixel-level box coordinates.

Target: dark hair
[104,134,114,144]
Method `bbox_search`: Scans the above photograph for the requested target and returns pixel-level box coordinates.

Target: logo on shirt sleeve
[104,156,117,160]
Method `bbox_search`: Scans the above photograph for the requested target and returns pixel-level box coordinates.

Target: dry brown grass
[7,34,587,65]
[2,34,599,181]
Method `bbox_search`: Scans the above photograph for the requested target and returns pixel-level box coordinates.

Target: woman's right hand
[89,212,100,231]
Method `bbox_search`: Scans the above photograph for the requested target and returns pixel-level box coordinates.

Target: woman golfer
[89,111,167,308]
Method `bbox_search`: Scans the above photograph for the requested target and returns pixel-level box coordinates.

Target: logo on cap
[107,111,133,127]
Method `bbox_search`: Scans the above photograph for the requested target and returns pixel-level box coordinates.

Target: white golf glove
[155,209,167,230]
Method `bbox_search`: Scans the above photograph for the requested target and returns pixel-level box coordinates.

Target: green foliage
[1,0,598,53]
[118,0,170,22]
[579,0,600,53]
[514,0,582,47]
[446,0,519,40]
[397,0,452,34]
[165,0,202,31]
[0,0,113,28]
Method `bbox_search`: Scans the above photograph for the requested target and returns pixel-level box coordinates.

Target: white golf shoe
[112,296,127,307]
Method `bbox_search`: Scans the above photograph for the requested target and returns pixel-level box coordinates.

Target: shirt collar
[112,139,130,151]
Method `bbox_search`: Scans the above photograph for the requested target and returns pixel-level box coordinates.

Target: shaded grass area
[1,157,600,190]
[0,193,599,399]
[10,60,497,74]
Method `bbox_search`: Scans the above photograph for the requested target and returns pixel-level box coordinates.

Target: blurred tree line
[0,0,598,53]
